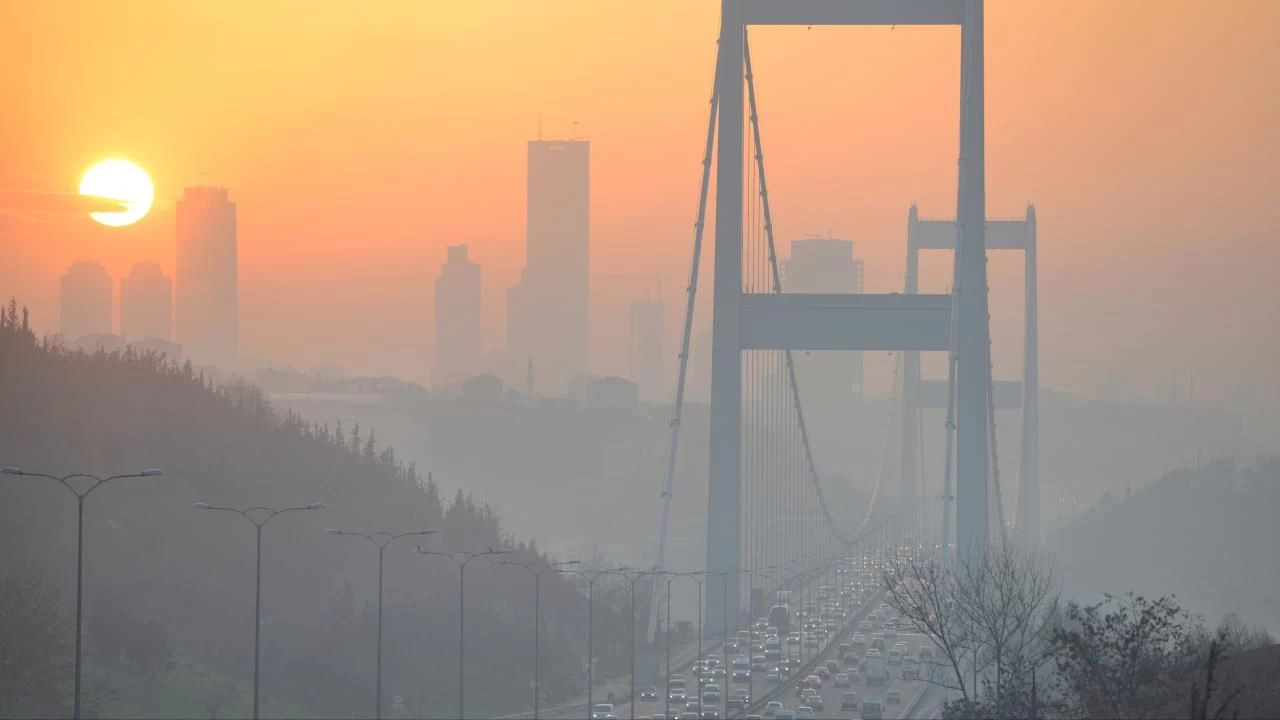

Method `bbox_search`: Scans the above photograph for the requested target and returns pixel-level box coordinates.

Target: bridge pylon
[705,0,993,638]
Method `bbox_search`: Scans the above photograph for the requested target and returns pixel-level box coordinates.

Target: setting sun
[79,158,154,227]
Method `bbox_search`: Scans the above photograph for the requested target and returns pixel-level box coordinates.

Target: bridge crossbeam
[740,293,951,351]
[740,0,964,27]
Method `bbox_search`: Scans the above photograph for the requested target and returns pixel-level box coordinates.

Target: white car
[763,701,784,717]
[592,703,616,719]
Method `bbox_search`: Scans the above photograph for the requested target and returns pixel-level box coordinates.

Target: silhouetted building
[176,187,237,367]
[784,236,865,395]
[59,259,112,342]
[570,375,638,410]
[507,138,590,394]
[629,298,665,402]
[129,336,183,360]
[120,262,172,342]
[434,244,482,386]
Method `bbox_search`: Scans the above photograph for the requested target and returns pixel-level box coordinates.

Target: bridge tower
[901,204,1040,545]
[706,0,992,636]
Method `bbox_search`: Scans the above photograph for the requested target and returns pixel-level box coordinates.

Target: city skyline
[0,1,1276,403]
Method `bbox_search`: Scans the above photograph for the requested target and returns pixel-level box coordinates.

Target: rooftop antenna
[571,120,580,140]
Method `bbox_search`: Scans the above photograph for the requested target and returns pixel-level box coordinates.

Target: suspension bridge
[645,0,1042,651]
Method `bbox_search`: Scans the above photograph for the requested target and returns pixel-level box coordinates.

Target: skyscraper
[784,236,865,395]
[176,187,237,366]
[629,298,665,402]
[120,262,172,341]
[59,259,112,342]
[434,244,482,386]
[507,138,589,394]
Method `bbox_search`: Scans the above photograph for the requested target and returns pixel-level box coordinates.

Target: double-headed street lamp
[499,559,581,719]
[2,466,163,720]
[557,566,629,718]
[192,501,326,720]
[326,528,437,720]
[417,547,512,719]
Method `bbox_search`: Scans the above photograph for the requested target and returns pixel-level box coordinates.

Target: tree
[0,567,72,715]
[1053,592,1196,719]
[881,542,1059,719]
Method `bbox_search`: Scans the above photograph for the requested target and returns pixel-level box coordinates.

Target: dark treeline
[0,301,647,719]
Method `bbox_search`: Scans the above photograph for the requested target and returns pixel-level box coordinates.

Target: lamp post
[499,559,581,718]
[2,466,162,720]
[619,570,661,720]
[557,566,629,718]
[325,528,437,720]
[192,500,324,720]
[416,547,512,719]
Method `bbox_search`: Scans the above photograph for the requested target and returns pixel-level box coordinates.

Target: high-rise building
[59,259,112,342]
[785,236,865,393]
[629,299,665,402]
[434,244,482,386]
[120,262,172,341]
[785,237,865,470]
[176,187,237,366]
[506,138,589,394]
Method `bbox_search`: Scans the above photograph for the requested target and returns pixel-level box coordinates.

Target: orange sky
[1,1,1277,401]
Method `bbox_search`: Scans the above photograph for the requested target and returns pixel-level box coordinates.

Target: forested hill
[0,302,606,719]
[1051,456,1280,635]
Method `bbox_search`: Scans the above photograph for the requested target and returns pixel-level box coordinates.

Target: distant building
[784,236,865,395]
[573,375,639,410]
[176,187,237,367]
[128,336,183,361]
[120,262,172,342]
[59,260,112,342]
[629,299,665,402]
[74,333,125,354]
[434,245,482,386]
[506,138,590,394]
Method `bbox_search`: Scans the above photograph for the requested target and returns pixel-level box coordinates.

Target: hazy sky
[1,1,1277,400]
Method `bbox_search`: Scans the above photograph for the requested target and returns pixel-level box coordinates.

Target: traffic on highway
[613,550,937,720]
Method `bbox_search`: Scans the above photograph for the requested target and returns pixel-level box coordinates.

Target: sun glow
[79,159,154,227]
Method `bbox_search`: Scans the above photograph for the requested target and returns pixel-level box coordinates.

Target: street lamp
[326,528,437,720]
[2,466,162,720]
[498,559,581,719]
[617,570,664,720]
[557,566,629,718]
[417,547,512,719]
[192,500,325,720]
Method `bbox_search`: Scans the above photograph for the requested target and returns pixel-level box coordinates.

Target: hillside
[0,302,634,719]
[1050,456,1280,635]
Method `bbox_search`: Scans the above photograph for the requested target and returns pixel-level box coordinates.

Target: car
[802,693,824,711]
[841,691,859,710]
[833,672,851,688]
[867,614,879,626]
[678,714,699,720]
[805,674,822,689]
[751,654,768,671]
[669,689,687,703]
[787,632,801,645]
[766,668,782,683]
[815,667,830,680]
[902,663,920,680]
[794,707,816,719]
[804,634,819,648]
[640,687,658,701]
[858,620,872,631]
[888,650,903,665]
[795,680,811,696]
[700,711,721,720]
[773,712,796,720]
[726,690,751,710]
[763,701,784,718]
[842,651,859,667]
[685,700,702,714]
[884,627,898,641]
[591,703,616,719]
[787,655,802,669]
[887,689,901,704]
